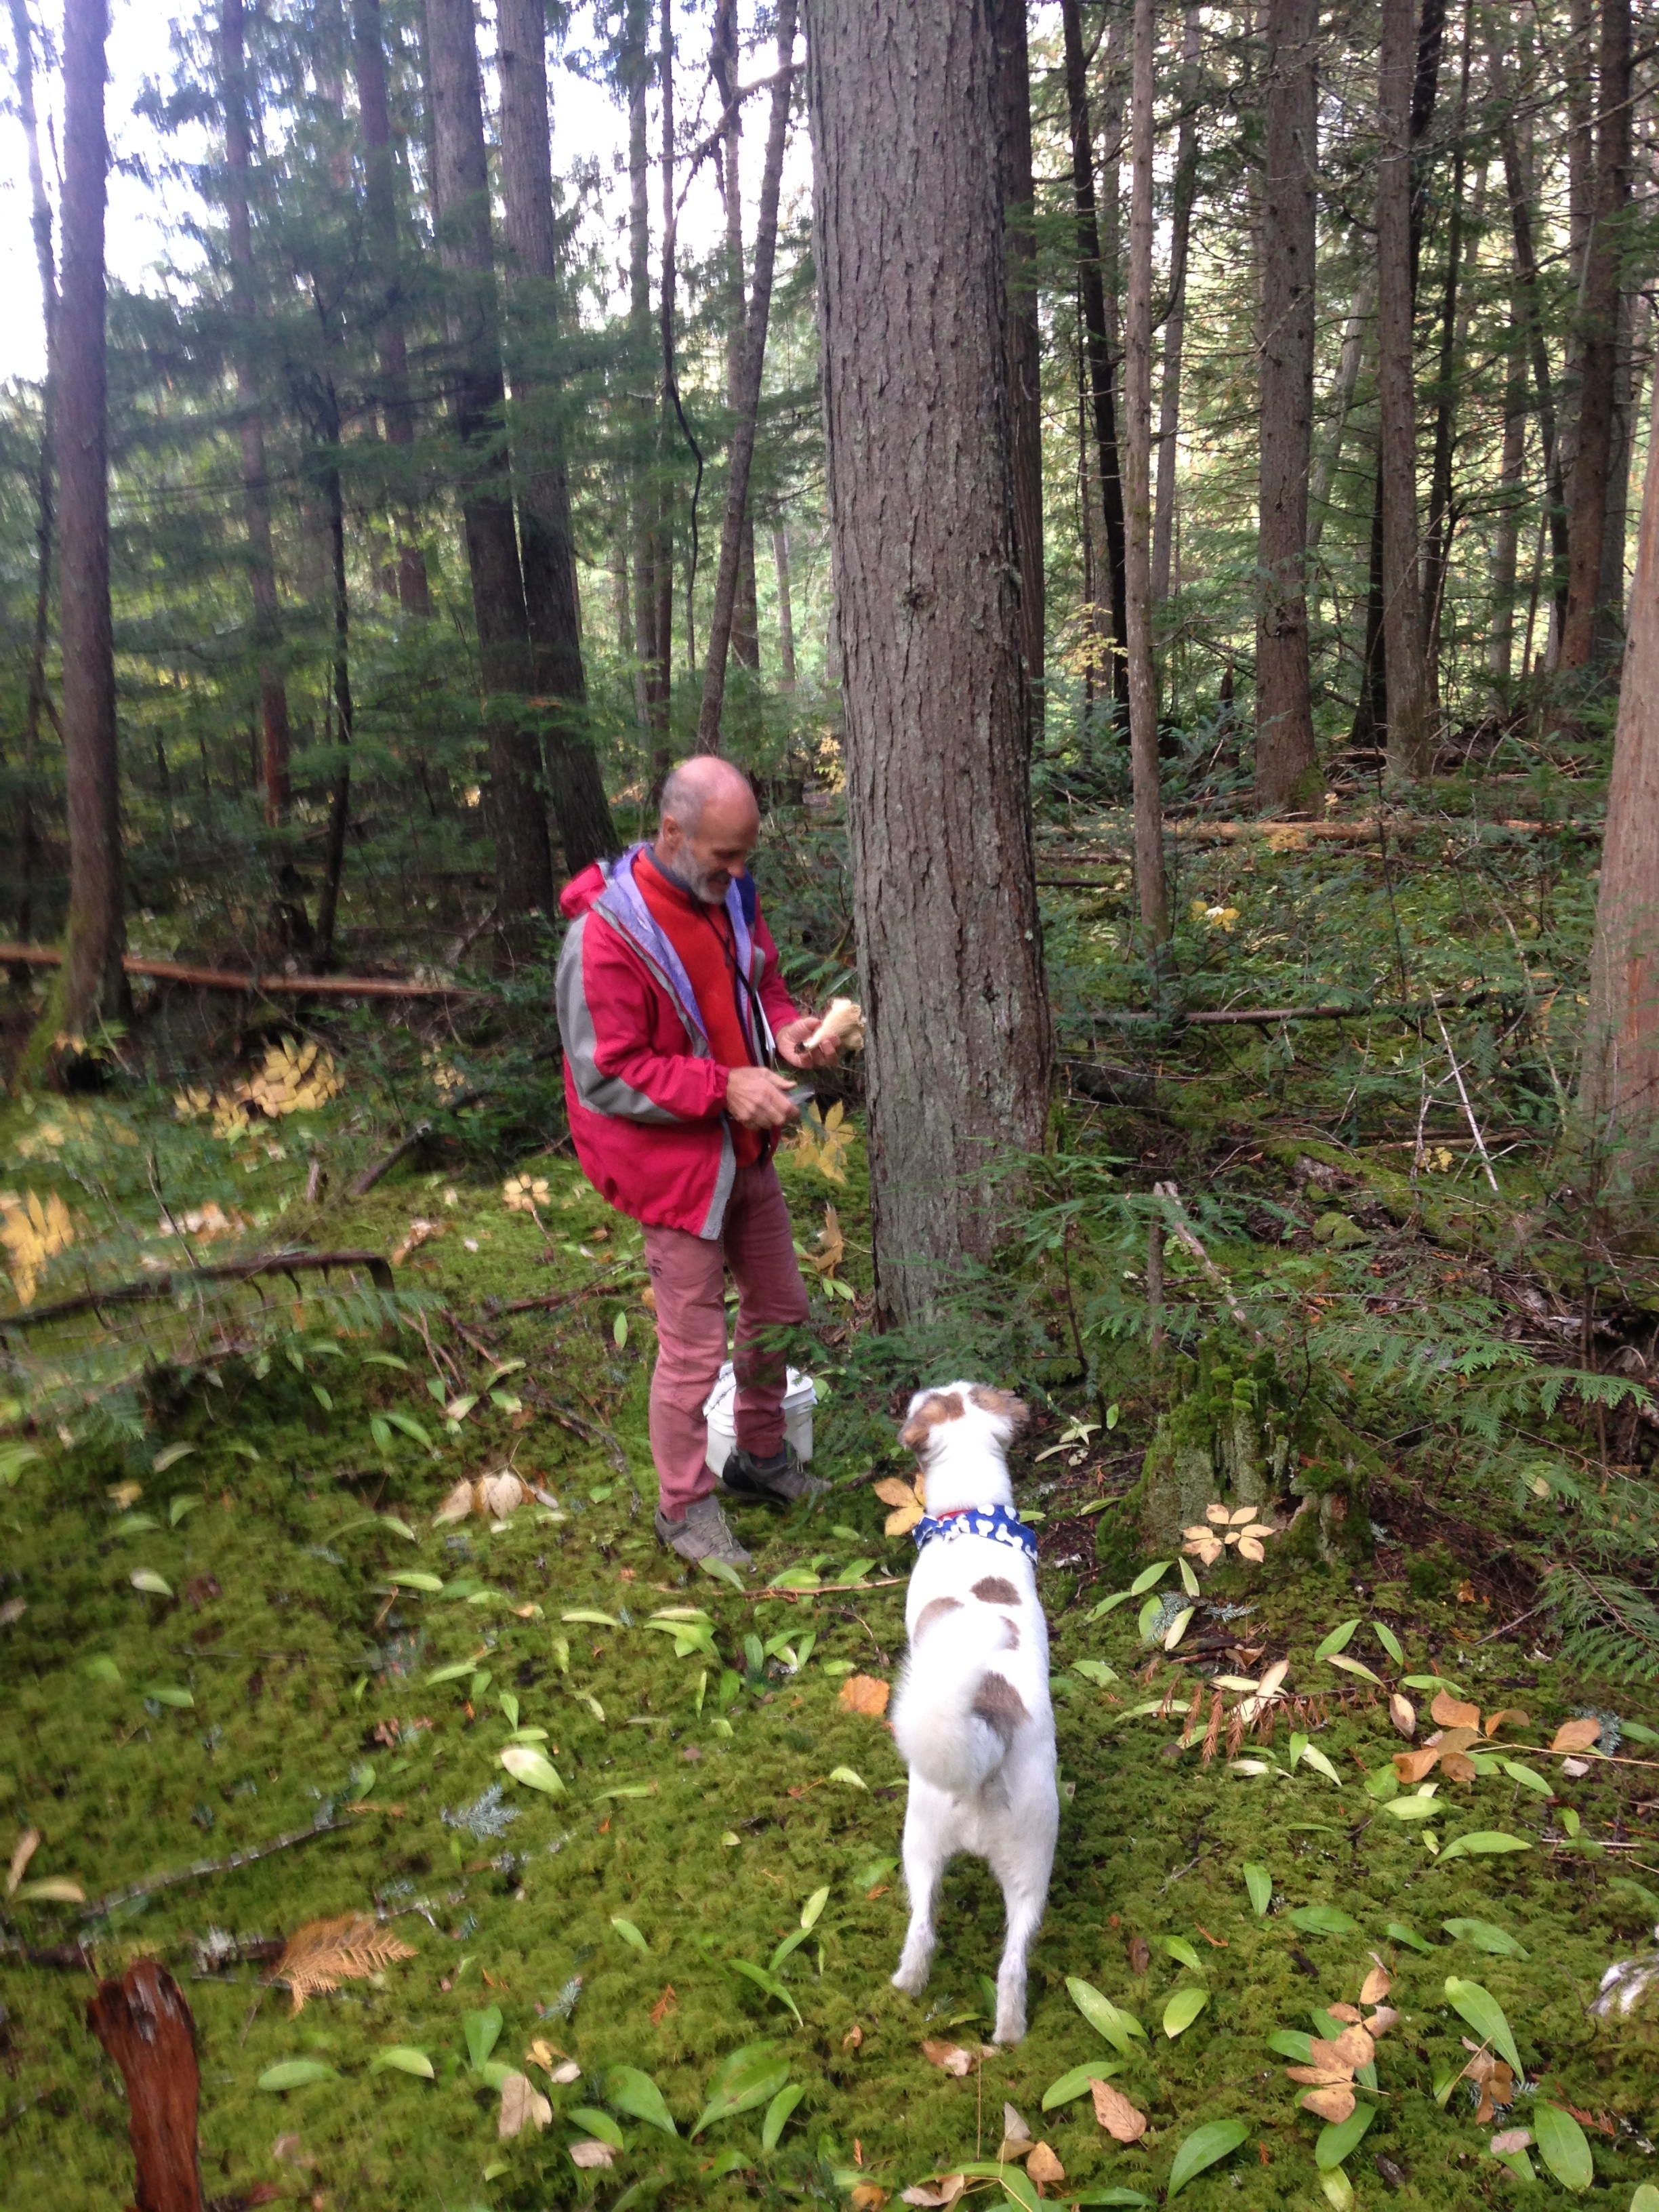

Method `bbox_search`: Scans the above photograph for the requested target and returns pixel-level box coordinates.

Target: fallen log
[0,941,485,998]
[0,1249,393,1332]
[1097,985,1521,1028]
[1040,813,1600,865]
[86,1960,205,2212]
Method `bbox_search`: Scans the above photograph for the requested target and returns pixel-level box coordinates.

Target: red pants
[642,1161,811,1519]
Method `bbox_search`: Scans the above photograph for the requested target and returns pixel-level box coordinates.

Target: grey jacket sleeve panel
[556,912,703,1126]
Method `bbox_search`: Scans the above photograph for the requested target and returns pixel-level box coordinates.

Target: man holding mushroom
[556,756,857,1569]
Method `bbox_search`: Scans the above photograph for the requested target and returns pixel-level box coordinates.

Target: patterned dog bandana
[912,1503,1039,1564]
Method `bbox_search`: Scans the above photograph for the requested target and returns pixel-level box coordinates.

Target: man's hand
[726,1065,801,1129]
[775,1015,842,1071]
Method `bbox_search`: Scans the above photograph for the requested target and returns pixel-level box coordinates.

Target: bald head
[654,757,762,904]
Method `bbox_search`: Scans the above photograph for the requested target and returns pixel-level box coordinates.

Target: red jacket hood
[559,861,608,920]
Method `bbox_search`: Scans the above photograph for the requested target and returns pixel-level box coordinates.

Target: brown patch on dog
[971,1575,1020,1606]
[968,1386,1029,1429]
[1000,1617,1020,1648]
[913,1595,964,1642]
[972,1671,1029,1743]
[899,1391,965,1450]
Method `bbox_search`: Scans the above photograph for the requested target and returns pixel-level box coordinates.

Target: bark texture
[424,0,553,935]
[804,0,1051,1326]
[1560,0,1632,670]
[1152,0,1202,607]
[87,1960,205,2212]
[711,0,760,672]
[9,0,54,942]
[221,0,291,825]
[697,0,797,752]
[1307,264,1375,554]
[1377,0,1432,779]
[1124,0,1167,945]
[1582,371,1659,1151]
[1254,0,1320,813]
[497,0,615,870]
[59,0,125,1031]
[997,0,1044,734]
[622,0,663,747]
[352,0,431,616]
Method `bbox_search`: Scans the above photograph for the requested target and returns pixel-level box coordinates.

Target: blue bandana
[912,1504,1039,1564]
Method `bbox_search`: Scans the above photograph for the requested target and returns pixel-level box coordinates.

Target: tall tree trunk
[697,0,798,752]
[711,0,760,673]
[1559,0,1597,508]
[804,0,1051,1328]
[1488,296,1528,682]
[1307,264,1375,553]
[652,0,677,745]
[497,0,615,871]
[312,377,354,966]
[352,0,430,616]
[997,0,1044,737]
[1377,0,1431,779]
[9,0,54,946]
[58,0,125,1032]
[1580,367,1659,1158]
[1254,0,1319,813]
[622,0,661,745]
[1422,14,1475,699]
[424,0,553,942]
[1124,0,1167,945]
[221,0,291,827]
[1561,0,1633,670]
[1496,103,1570,641]
[771,523,796,687]
[1601,289,1649,632]
[1151,0,1201,609]
[1061,0,1128,697]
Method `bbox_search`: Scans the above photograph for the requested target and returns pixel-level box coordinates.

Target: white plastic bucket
[702,1360,817,1475]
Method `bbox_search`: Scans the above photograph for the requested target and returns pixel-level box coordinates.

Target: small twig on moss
[1151,1181,1263,1343]
[77,1816,356,1921]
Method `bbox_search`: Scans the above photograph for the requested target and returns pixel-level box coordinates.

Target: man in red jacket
[556,756,844,1568]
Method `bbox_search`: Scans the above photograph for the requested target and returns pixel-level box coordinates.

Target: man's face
[657,793,760,904]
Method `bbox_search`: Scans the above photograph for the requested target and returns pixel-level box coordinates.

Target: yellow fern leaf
[271,1913,417,2015]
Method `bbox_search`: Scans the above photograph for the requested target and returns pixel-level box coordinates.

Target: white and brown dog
[888,1382,1058,2045]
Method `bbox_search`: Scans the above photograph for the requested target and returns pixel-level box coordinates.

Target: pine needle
[1200,1689,1225,1765]
[1179,1685,1205,1746]
[270,1913,416,2015]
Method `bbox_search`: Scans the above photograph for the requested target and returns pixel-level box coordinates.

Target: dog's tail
[891,1608,1028,1799]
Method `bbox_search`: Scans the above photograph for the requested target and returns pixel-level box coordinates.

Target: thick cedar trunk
[424,0,553,939]
[221,0,291,826]
[1125,0,1167,946]
[1254,0,1319,813]
[497,0,615,871]
[803,0,1052,1326]
[1377,0,1432,779]
[997,0,1045,735]
[1488,297,1528,680]
[771,524,796,687]
[1561,0,1633,670]
[623,0,661,744]
[1151,0,1201,608]
[59,0,125,1032]
[352,0,431,616]
[1581,367,1659,1151]
[1307,264,1375,553]
[711,0,760,673]
[1602,290,1648,623]
[312,386,353,966]
[87,1961,205,2212]
[697,0,797,752]
[9,0,53,943]
[1061,0,1128,695]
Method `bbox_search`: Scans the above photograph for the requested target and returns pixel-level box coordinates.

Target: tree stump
[86,1959,205,2212]
[1124,1336,1374,1568]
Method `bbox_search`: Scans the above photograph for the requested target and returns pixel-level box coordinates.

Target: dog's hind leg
[891,1803,949,1999]
[989,1868,1047,2045]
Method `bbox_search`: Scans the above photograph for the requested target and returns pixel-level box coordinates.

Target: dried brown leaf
[1393,1747,1441,1785]
[1090,2080,1147,2142]
[1128,1932,1151,1975]
[1367,2006,1400,2037]
[1302,2085,1357,2125]
[1332,2026,1376,2072]
[1551,1717,1603,1753]
[1359,1964,1391,2006]
[885,1503,925,1537]
[920,2040,974,2076]
[1491,2128,1532,2156]
[1001,2103,1032,2147]
[497,2071,552,2139]
[873,1477,920,1509]
[1026,2142,1065,2190]
[6,1828,40,1898]
[850,2186,888,2211]
[1483,1708,1530,1735]
[839,1675,891,1719]
[1235,1537,1266,1563]
[569,2141,615,2169]
[901,2185,965,2209]
[1286,2066,1354,2087]
[1441,1750,1478,1784]
[271,1912,416,2014]
[1389,1692,1416,1739]
[1430,1692,1482,1730]
[1327,2003,1364,2024]
[1204,1502,1231,1524]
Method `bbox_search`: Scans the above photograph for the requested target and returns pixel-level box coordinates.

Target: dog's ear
[969,1385,1029,1433]
[899,1389,965,1450]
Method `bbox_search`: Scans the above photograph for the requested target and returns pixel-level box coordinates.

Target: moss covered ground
[2,1092,1658,2212]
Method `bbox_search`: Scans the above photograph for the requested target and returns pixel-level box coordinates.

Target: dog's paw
[992,2010,1027,2046]
[890,1963,928,1999]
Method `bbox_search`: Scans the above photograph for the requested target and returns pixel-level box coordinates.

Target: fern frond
[271,1912,417,2014]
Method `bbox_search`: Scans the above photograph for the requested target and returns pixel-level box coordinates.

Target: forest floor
[4,779,1659,2211]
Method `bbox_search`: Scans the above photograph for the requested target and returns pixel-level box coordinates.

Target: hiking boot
[654,1494,752,1570]
[720,1441,829,1508]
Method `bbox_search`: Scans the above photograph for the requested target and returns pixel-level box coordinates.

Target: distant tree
[7,0,54,943]
[58,0,125,1032]
[804,0,1051,1326]
[1376,0,1432,779]
[996,0,1044,739]
[1124,0,1168,947]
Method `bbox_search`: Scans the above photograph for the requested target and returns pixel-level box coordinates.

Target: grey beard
[659,846,726,904]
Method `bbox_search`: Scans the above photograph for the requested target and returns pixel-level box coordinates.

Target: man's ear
[899,1389,965,1450]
